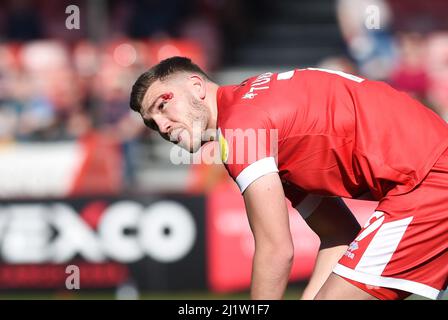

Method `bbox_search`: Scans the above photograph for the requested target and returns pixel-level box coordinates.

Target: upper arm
[243,172,293,249]
[218,109,293,248]
[218,107,277,192]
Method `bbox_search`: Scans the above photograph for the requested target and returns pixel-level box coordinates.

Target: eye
[158,101,167,111]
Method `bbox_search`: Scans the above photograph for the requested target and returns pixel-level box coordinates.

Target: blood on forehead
[161,92,173,100]
[144,91,174,116]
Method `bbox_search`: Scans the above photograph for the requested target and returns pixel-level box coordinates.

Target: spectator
[337,0,397,80]
[389,32,429,102]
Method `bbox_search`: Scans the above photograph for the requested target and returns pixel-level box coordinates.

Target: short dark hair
[129,56,210,113]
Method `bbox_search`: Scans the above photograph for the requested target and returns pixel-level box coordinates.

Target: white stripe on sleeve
[235,157,278,193]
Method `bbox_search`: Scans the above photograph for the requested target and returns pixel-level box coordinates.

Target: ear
[189,75,206,100]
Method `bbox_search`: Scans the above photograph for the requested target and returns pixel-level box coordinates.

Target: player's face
[140,77,209,153]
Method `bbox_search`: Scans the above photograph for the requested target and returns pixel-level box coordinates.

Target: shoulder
[217,80,275,132]
[219,104,272,134]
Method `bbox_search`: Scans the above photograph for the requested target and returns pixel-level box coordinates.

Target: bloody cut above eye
[161,92,173,101]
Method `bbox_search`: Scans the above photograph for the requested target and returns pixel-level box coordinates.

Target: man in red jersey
[129,57,448,300]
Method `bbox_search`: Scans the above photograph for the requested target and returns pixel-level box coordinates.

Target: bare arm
[243,172,294,300]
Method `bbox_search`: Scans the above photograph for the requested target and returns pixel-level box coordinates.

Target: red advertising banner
[206,180,377,293]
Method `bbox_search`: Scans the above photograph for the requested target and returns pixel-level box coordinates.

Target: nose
[153,115,172,134]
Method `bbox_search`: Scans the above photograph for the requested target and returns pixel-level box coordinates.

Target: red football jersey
[216,68,448,206]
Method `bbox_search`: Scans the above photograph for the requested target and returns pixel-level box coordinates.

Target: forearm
[301,244,348,300]
[251,247,293,300]
[242,173,294,300]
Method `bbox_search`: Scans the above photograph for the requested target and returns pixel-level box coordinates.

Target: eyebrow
[144,93,163,117]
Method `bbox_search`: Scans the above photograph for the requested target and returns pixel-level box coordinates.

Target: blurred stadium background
[0,0,447,300]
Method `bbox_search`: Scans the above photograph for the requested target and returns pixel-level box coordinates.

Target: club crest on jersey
[348,241,359,252]
[242,92,257,99]
[344,240,359,259]
[217,128,229,163]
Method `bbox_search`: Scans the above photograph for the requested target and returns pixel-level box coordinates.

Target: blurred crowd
[0,0,226,143]
[330,0,448,120]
